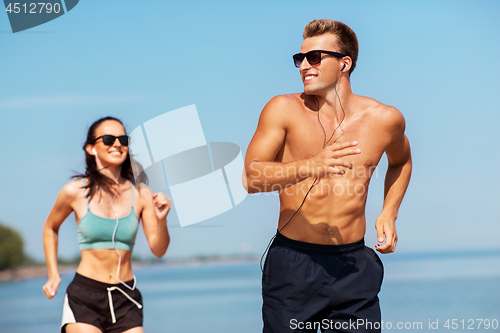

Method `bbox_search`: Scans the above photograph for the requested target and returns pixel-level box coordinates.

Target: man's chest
[282,115,391,171]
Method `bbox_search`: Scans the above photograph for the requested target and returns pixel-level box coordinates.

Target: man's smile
[304,74,317,82]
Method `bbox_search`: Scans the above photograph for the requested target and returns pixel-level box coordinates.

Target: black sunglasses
[293,50,346,68]
[92,135,130,146]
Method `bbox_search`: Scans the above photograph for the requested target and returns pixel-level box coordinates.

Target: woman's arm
[42,181,78,299]
[139,185,171,258]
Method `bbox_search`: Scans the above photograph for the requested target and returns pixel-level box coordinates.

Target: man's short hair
[303,19,359,75]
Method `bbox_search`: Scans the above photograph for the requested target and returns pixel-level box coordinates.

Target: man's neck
[312,76,353,120]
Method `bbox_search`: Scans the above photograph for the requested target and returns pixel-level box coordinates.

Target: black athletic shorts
[262,233,384,333]
[61,273,143,333]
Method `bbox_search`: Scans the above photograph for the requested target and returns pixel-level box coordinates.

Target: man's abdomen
[278,176,371,245]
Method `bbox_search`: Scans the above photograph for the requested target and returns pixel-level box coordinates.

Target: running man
[244,19,412,332]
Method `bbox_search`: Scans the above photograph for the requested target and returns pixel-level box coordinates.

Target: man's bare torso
[275,93,397,245]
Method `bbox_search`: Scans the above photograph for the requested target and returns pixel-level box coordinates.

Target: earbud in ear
[92,148,97,156]
[341,63,346,71]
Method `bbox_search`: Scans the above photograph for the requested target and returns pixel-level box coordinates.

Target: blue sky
[0,0,499,261]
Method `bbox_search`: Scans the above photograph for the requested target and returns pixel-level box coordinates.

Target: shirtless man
[243,19,412,332]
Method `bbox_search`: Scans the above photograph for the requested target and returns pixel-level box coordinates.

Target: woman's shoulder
[133,181,154,200]
[60,177,86,199]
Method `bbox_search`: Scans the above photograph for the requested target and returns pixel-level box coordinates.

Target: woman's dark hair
[72,116,134,201]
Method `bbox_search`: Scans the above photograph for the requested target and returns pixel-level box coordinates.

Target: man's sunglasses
[92,135,130,146]
[293,50,347,68]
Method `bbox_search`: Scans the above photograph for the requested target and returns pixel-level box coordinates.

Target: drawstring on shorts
[106,286,142,324]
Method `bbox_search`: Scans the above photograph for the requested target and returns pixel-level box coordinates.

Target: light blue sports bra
[77,178,139,251]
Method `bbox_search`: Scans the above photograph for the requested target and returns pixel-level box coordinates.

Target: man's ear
[340,56,352,73]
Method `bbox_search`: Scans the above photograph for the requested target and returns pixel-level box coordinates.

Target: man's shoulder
[357,95,405,132]
[265,93,303,110]
[259,93,304,122]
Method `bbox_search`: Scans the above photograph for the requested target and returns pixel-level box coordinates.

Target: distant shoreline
[0,265,74,283]
[0,256,260,283]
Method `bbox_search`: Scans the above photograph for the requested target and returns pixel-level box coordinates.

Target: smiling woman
[42,116,172,333]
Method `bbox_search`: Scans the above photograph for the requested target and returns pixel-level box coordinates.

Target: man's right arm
[243,95,360,194]
[243,96,296,193]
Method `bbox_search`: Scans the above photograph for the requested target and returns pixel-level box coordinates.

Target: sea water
[0,253,499,333]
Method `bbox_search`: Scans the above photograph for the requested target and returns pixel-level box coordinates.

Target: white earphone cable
[105,177,137,291]
[95,151,137,291]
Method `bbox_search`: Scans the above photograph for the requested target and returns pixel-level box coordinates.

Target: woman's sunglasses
[293,50,346,68]
[92,135,130,146]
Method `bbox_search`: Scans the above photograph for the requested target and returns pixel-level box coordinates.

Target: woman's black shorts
[61,273,143,333]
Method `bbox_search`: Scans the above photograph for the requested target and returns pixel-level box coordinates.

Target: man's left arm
[375,107,412,254]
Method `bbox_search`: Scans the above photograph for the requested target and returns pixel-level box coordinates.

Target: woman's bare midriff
[76,249,134,283]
